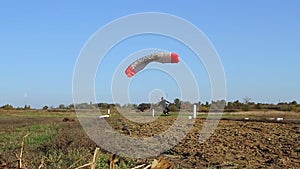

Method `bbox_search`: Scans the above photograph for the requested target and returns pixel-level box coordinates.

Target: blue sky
[1,1,299,108]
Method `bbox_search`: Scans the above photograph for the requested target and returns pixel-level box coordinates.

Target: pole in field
[193,104,197,118]
[152,109,155,117]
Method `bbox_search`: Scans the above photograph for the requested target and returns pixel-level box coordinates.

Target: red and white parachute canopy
[125,52,180,77]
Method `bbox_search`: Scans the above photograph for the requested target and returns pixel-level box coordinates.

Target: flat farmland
[0,110,299,168]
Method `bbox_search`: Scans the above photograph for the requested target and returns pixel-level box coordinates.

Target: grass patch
[0,123,58,153]
[0,109,75,118]
[97,153,110,169]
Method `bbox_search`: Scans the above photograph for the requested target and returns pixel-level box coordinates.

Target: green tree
[255,103,263,109]
[24,105,31,110]
[68,104,75,109]
[58,104,66,109]
[227,102,233,108]
[211,100,226,112]
[242,97,251,111]
[1,104,14,110]
[138,103,151,111]
[243,97,251,104]
[291,100,298,105]
[77,103,90,109]
[98,103,109,109]
[174,98,181,109]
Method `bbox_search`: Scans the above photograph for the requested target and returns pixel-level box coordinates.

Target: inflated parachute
[125,52,180,77]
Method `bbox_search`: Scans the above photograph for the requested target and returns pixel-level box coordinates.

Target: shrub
[169,104,179,112]
[0,104,14,110]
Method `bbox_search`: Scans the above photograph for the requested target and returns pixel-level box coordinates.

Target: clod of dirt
[62,118,75,122]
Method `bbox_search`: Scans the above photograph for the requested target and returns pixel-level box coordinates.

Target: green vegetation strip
[0,123,58,152]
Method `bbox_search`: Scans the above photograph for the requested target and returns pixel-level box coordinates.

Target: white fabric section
[130,52,172,73]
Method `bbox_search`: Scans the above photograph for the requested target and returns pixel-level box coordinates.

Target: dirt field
[169,119,300,168]
[0,110,299,168]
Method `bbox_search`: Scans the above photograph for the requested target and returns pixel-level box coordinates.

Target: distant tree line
[1,98,300,112]
[0,104,31,110]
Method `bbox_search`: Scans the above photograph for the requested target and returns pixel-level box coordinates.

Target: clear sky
[1,0,299,108]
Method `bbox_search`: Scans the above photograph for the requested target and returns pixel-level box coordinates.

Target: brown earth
[102,113,300,168]
[0,110,299,168]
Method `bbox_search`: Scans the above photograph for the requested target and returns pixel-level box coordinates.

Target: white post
[193,104,197,118]
[152,109,155,117]
[107,108,110,116]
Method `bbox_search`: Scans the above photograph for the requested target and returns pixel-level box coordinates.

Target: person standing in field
[160,97,170,115]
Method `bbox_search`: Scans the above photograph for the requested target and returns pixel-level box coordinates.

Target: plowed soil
[0,110,299,168]
[104,113,300,168]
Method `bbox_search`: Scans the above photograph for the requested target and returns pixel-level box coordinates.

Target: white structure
[193,104,197,118]
[152,109,155,117]
[99,108,110,119]
[99,114,110,118]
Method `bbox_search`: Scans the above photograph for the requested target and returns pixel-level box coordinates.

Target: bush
[278,105,293,111]
[199,106,209,113]
[0,104,14,110]
[169,104,179,112]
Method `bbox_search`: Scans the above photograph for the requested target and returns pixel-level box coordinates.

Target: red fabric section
[125,66,136,77]
[171,52,180,63]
